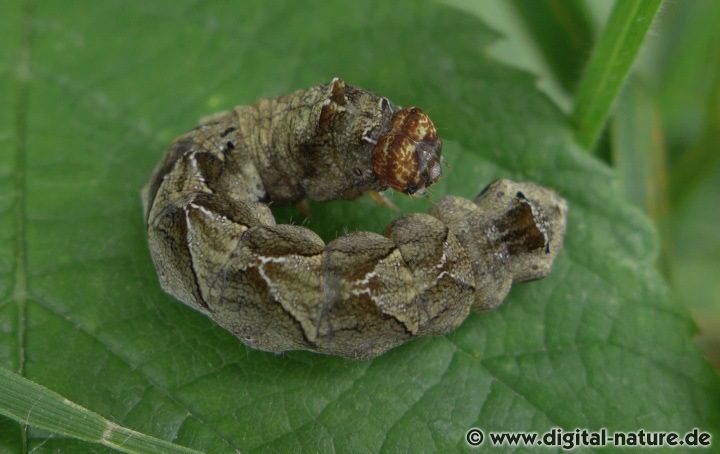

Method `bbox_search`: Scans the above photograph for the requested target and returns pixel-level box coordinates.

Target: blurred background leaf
[612,0,720,369]
[510,0,594,94]
[460,0,720,370]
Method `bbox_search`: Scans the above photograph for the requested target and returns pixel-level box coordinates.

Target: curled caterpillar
[142,77,567,360]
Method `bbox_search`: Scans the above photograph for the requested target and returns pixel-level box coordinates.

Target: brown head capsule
[372,107,442,195]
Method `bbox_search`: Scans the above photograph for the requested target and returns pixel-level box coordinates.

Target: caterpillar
[142,77,567,360]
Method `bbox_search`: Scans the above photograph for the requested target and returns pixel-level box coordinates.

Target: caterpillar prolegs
[142,78,568,360]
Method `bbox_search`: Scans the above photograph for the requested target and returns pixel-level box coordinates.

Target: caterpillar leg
[367,190,399,211]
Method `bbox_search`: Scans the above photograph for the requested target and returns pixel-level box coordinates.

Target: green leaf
[611,77,668,222]
[571,0,663,151]
[645,0,720,370]
[1,1,718,453]
[509,0,594,93]
[661,0,720,207]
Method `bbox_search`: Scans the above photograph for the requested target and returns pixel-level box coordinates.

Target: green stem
[0,367,204,454]
[571,0,663,151]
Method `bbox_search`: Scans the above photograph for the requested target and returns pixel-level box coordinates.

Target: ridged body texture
[142,78,567,359]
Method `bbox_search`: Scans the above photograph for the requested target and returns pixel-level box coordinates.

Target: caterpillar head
[372,107,443,195]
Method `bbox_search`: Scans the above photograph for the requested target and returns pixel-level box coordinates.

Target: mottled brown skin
[142,78,568,359]
[372,107,442,195]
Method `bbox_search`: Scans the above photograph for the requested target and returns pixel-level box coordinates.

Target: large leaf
[1,0,718,452]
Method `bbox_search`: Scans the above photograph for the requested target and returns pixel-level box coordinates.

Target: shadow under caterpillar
[142,78,567,360]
